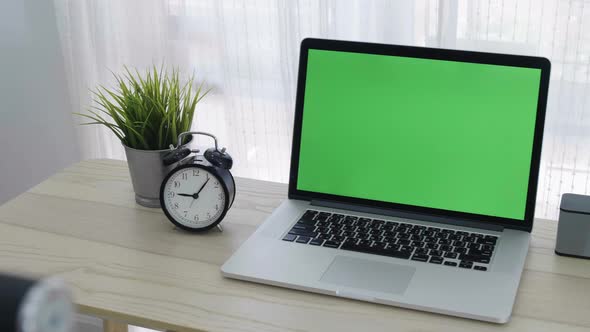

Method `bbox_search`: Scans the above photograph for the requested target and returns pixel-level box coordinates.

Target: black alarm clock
[160,132,235,232]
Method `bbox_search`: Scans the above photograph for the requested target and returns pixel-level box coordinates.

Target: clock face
[162,166,227,229]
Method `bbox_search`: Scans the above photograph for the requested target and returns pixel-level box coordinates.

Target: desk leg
[103,320,128,332]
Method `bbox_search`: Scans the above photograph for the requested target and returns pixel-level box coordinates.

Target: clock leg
[217,224,223,232]
[103,319,128,332]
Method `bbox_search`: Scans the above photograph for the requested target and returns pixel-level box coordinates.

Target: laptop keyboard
[282,210,498,271]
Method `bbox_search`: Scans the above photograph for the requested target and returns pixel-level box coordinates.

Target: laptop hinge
[310,199,504,232]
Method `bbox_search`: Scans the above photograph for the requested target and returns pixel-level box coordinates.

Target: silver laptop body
[222,38,551,323]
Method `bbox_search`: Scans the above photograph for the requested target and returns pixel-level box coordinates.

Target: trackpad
[320,256,415,294]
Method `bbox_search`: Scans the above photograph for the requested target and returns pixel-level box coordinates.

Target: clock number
[194,215,199,221]
[167,191,175,198]
[183,210,188,217]
[173,202,179,209]
[182,173,188,180]
[193,169,199,176]
[174,181,180,188]
[218,193,223,200]
[215,204,219,211]
[207,212,211,219]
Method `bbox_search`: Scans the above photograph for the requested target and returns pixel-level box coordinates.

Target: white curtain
[54,0,590,220]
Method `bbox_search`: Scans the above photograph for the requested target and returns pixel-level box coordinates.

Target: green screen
[297,49,542,220]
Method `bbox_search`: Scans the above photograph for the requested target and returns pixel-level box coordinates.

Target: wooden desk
[0,159,589,332]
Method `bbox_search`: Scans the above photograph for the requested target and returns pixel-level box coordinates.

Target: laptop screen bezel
[288,38,551,233]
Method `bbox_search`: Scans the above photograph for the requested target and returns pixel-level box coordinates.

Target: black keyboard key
[481,244,494,251]
[383,236,396,243]
[478,237,497,245]
[316,227,329,234]
[296,236,311,244]
[358,217,372,224]
[383,248,411,259]
[402,245,413,252]
[341,231,356,237]
[309,238,323,246]
[456,231,468,236]
[424,237,436,243]
[381,223,394,231]
[372,241,387,250]
[453,247,468,254]
[426,243,439,250]
[283,234,297,242]
[485,235,498,242]
[429,256,443,264]
[449,234,462,241]
[344,216,358,223]
[444,252,458,259]
[468,243,480,250]
[440,245,452,252]
[459,261,473,269]
[429,249,442,257]
[330,214,344,225]
[415,248,429,255]
[297,217,316,225]
[438,239,451,245]
[315,214,330,222]
[473,265,488,271]
[332,235,346,242]
[410,228,423,235]
[459,254,491,264]
[316,221,329,228]
[340,239,368,249]
[477,257,491,264]
[293,223,314,231]
[302,210,318,218]
[444,261,458,267]
[369,224,382,231]
[423,230,436,237]
[368,235,382,242]
[358,239,372,246]
[341,240,411,260]
[343,238,358,245]
[318,233,332,240]
[464,236,477,243]
[453,241,466,248]
[323,241,340,248]
[410,234,424,241]
[360,233,373,240]
[398,239,411,246]
[397,233,411,240]
[411,254,429,262]
[411,241,425,248]
[382,230,396,237]
[387,243,401,251]
[328,216,343,224]
[288,229,317,238]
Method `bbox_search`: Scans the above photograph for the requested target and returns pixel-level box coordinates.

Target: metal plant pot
[123,140,190,208]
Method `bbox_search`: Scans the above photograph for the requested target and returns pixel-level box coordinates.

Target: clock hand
[193,176,210,198]
[177,193,193,197]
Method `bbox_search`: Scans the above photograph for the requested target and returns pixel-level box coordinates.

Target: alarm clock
[160,131,235,232]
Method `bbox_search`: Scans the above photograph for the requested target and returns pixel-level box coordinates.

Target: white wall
[0,0,80,204]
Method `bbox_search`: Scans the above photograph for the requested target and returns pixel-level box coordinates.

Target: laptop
[222,38,550,323]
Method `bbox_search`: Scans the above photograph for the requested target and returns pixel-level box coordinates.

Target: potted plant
[76,66,208,207]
